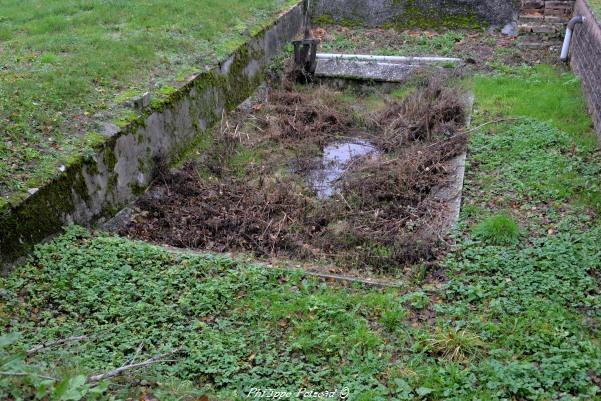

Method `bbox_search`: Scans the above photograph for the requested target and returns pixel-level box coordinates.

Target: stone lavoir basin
[111,76,470,278]
[1,0,493,272]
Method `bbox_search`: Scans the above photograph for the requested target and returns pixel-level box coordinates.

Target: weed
[402,291,430,310]
[423,327,487,361]
[380,308,408,331]
[472,214,520,245]
[0,228,406,400]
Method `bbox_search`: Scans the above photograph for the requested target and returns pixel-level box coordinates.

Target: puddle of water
[308,140,379,198]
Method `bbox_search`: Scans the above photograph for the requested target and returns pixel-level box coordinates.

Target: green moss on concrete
[0,160,89,266]
[1,4,299,268]
[313,13,337,25]
[114,111,143,129]
[225,45,267,109]
[149,85,179,112]
[103,146,118,172]
[129,182,146,197]
[314,13,363,27]
[390,0,484,30]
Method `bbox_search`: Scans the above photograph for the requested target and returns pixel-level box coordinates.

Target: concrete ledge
[316,59,418,82]
[315,58,459,82]
[0,3,303,269]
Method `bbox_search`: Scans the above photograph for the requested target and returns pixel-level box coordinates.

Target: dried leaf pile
[119,79,468,272]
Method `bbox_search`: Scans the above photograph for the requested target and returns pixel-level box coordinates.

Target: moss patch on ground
[0,0,297,201]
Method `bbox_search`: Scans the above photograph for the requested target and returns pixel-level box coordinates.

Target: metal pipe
[560,16,585,61]
[303,0,311,40]
[316,53,463,64]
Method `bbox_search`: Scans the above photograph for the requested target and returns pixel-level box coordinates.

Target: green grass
[472,214,521,245]
[588,0,601,17]
[0,0,296,200]
[470,67,601,214]
[473,64,595,142]
[1,57,601,400]
[319,28,465,57]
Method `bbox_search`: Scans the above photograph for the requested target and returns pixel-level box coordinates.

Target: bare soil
[314,26,561,68]
[118,77,468,274]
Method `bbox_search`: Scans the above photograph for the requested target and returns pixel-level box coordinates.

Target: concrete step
[517,38,563,49]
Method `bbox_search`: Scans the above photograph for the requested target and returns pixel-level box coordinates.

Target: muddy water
[308,140,379,198]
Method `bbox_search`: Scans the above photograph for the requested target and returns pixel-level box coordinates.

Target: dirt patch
[316,26,560,69]
[118,78,468,274]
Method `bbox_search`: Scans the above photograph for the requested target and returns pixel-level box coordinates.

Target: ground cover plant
[2,16,601,401]
[1,58,601,400]
[117,77,468,274]
[0,0,296,204]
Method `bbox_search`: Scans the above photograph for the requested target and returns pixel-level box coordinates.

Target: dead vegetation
[372,78,466,150]
[131,165,314,256]
[257,87,354,143]
[119,78,468,273]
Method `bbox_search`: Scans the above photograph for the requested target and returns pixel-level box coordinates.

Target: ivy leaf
[416,387,434,397]
[52,375,88,401]
[0,332,21,348]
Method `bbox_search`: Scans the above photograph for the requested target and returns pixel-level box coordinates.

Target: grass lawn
[0,0,296,204]
[588,0,601,17]
[1,65,600,399]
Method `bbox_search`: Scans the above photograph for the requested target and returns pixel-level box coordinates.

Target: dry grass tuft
[372,78,467,151]
[424,327,488,362]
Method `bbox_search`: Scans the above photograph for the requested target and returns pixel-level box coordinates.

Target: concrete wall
[0,3,304,269]
[570,0,601,141]
[312,0,518,28]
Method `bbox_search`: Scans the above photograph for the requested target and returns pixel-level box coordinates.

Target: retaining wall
[0,3,304,269]
[312,0,518,28]
[570,0,601,141]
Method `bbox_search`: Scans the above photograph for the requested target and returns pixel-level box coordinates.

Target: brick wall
[570,0,601,141]
[519,0,575,46]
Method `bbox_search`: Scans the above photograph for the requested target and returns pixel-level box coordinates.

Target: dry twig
[27,336,88,355]
[87,347,183,384]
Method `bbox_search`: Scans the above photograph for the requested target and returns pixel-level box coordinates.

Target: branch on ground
[86,347,183,384]
[27,335,88,355]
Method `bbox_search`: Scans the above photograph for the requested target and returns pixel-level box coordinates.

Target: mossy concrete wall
[0,3,303,269]
[312,0,517,28]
